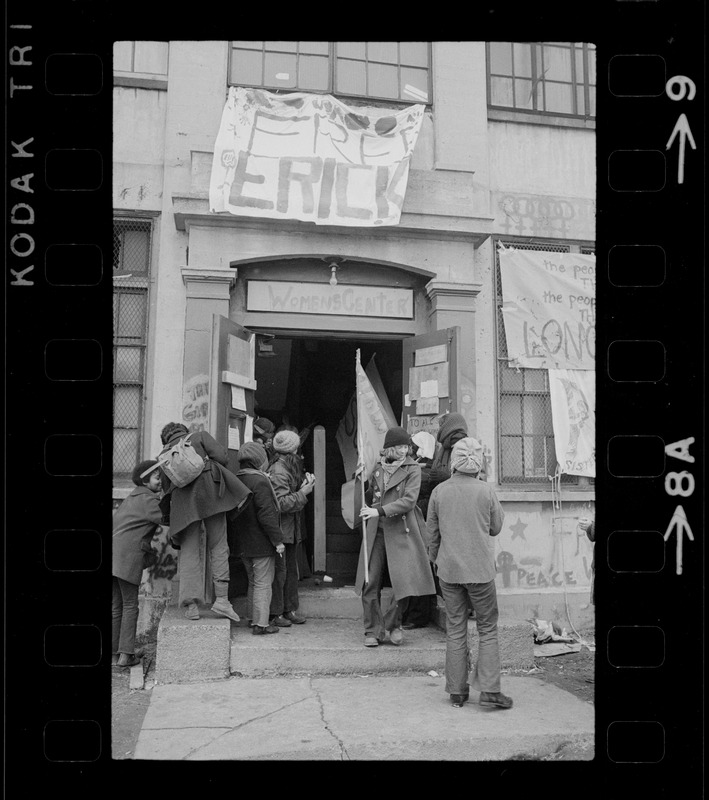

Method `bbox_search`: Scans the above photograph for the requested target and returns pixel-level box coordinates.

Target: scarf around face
[379,454,406,489]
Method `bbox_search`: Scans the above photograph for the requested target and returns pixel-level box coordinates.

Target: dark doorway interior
[254,336,403,582]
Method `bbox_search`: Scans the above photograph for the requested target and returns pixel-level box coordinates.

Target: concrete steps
[156,582,536,684]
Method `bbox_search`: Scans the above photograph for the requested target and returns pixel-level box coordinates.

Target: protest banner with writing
[209,87,425,227]
[548,368,595,477]
[499,249,596,370]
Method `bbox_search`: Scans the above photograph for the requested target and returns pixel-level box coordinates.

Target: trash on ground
[531,618,576,644]
[534,642,583,658]
[323,575,333,583]
[427,670,439,678]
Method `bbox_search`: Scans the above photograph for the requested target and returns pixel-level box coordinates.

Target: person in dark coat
[233,441,285,635]
[112,460,163,668]
[253,416,276,459]
[427,437,512,710]
[578,516,595,605]
[267,429,314,626]
[158,422,251,621]
[356,426,436,648]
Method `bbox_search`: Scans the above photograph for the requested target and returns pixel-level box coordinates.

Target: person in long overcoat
[233,441,285,634]
[158,422,251,621]
[112,460,163,667]
[356,426,436,647]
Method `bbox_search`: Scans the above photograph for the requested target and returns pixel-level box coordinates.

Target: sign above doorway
[247,280,414,320]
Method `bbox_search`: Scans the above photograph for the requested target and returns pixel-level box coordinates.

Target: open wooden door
[210,315,257,473]
[402,327,459,440]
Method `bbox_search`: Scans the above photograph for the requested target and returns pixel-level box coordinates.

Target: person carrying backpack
[157,422,251,621]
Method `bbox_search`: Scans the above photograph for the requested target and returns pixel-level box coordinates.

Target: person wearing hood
[356,426,436,648]
[157,422,252,622]
[427,437,512,710]
[233,441,285,635]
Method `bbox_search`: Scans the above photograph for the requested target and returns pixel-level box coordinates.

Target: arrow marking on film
[666,114,697,185]
[664,505,694,575]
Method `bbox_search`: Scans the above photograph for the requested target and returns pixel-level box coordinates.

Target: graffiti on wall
[497,194,595,240]
[493,505,594,591]
[182,373,210,432]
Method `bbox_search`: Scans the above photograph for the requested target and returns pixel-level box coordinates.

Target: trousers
[112,576,139,655]
[269,541,299,617]
[361,529,404,638]
[242,555,276,627]
[439,578,502,695]
[177,512,230,607]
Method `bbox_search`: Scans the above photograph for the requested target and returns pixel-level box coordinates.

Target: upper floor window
[487,42,595,119]
[229,41,431,104]
[114,41,169,83]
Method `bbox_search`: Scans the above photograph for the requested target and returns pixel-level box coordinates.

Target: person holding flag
[355,424,436,647]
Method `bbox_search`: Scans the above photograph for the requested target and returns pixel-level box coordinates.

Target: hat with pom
[272,429,301,454]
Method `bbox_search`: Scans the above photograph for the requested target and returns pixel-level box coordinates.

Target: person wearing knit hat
[230,442,285,635]
[426,437,512,710]
[355,426,436,648]
[253,417,275,459]
[266,429,315,626]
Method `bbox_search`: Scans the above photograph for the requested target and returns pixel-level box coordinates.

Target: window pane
[230,49,262,85]
[400,41,428,67]
[336,59,366,95]
[113,428,139,474]
[501,437,523,479]
[577,86,586,115]
[400,67,429,102]
[114,346,143,382]
[523,395,552,434]
[300,41,329,55]
[298,55,329,91]
[587,46,596,84]
[545,81,574,113]
[490,76,514,106]
[119,229,149,273]
[368,63,398,99]
[114,386,141,428]
[501,395,523,434]
[114,41,133,72]
[368,42,398,64]
[265,53,297,87]
[116,292,146,340]
[133,42,169,75]
[233,41,263,50]
[337,41,365,60]
[589,85,596,116]
[489,42,513,75]
[266,41,297,52]
[501,367,524,391]
[543,45,572,82]
[513,43,532,77]
[575,46,584,81]
[514,78,534,109]
[524,369,548,392]
[524,435,549,478]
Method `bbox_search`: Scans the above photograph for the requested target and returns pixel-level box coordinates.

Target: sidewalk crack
[310,677,350,761]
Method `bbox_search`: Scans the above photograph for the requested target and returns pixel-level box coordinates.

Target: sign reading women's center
[499,249,596,370]
[209,87,425,227]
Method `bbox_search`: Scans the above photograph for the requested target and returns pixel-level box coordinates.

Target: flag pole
[356,349,369,585]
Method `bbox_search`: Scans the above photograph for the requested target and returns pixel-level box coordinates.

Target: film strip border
[4,2,705,787]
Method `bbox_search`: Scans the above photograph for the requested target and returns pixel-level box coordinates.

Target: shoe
[479,691,513,710]
[211,597,241,622]
[389,627,403,646]
[364,636,380,647]
[184,602,200,620]
[450,692,469,708]
[270,615,293,628]
[284,611,306,624]
[252,624,279,635]
[117,653,142,668]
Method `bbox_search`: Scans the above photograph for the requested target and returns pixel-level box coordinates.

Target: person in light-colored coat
[427,437,513,710]
[356,426,436,647]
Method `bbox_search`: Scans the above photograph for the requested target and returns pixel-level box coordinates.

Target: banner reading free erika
[499,248,596,370]
[209,87,425,227]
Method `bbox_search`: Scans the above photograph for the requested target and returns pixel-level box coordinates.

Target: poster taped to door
[408,362,449,400]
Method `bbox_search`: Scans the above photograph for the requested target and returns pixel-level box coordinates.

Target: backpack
[157,433,208,488]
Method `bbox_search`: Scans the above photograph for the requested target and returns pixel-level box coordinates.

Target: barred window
[113,219,152,477]
[487,42,595,119]
[229,42,431,104]
[494,239,594,485]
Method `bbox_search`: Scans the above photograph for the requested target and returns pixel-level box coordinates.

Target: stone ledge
[155,604,233,684]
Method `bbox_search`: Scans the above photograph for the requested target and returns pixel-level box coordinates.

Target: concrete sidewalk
[134,673,594,761]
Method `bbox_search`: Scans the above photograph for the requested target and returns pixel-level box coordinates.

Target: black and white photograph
[110,40,597,760]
